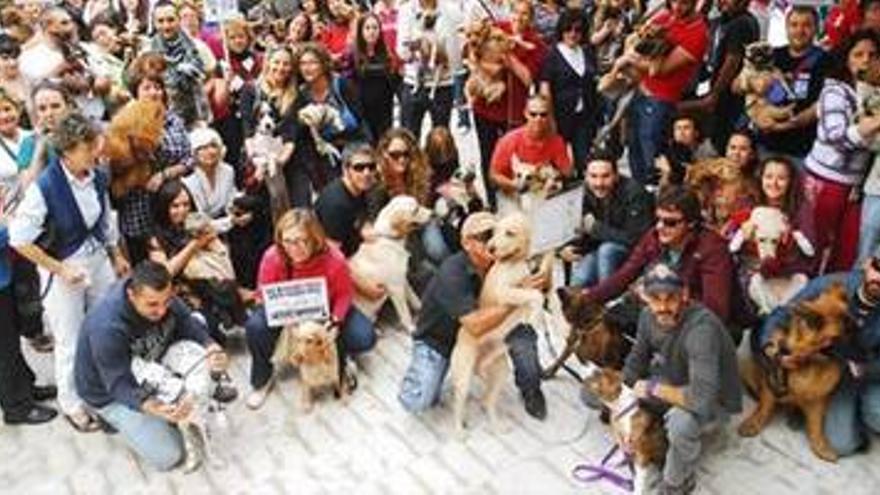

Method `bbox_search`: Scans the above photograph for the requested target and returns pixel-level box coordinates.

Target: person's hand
[112,253,131,278]
[362,281,387,301]
[858,114,880,139]
[231,211,253,227]
[206,343,229,372]
[522,272,550,291]
[559,245,583,263]
[58,264,89,287]
[145,172,165,192]
[194,227,218,249]
[167,395,195,423]
[582,213,597,235]
[632,379,651,399]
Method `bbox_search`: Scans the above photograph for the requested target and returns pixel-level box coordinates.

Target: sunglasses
[656,217,686,228]
[871,257,880,273]
[528,111,549,118]
[350,161,377,173]
[469,229,494,243]
[387,149,411,160]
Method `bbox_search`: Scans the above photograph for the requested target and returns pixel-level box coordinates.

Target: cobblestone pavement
[2,324,880,495]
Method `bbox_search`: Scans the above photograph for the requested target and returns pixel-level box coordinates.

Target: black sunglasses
[871,257,880,273]
[387,149,411,160]
[657,217,686,228]
[528,111,549,118]
[350,161,377,173]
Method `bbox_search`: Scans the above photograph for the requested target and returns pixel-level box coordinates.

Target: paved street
[2,323,880,495]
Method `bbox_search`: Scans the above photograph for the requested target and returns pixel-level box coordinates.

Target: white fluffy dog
[729,206,814,315]
[349,195,433,333]
[449,213,550,437]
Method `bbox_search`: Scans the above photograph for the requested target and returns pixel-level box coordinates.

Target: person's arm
[677,52,743,115]
[460,305,516,337]
[677,320,722,417]
[622,309,653,386]
[505,52,532,87]
[489,137,519,194]
[586,230,653,302]
[170,297,213,346]
[698,236,734,321]
[622,44,698,78]
[89,324,152,410]
[819,85,880,150]
[326,257,354,323]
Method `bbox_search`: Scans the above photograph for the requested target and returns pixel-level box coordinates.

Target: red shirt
[256,245,353,323]
[472,23,547,125]
[641,10,709,103]
[490,127,572,179]
[318,21,352,59]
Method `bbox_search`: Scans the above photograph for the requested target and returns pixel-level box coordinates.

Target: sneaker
[28,334,54,353]
[245,381,273,410]
[658,475,696,495]
[522,389,547,420]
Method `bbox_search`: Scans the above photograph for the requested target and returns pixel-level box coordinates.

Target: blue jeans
[245,305,377,388]
[422,220,453,264]
[398,340,450,413]
[570,242,629,287]
[626,91,674,185]
[400,83,453,136]
[824,378,880,456]
[98,402,184,471]
[397,325,542,414]
[859,194,880,263]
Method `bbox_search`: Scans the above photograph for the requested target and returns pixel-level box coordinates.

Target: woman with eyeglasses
[291,43,371,206]
[243,209,376,409]
[539,7,597,177]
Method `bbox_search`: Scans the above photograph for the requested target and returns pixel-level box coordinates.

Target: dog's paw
[737,417,763,437]
[811,441,839,463]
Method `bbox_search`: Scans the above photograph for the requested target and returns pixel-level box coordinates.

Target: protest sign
[262,277,330,327]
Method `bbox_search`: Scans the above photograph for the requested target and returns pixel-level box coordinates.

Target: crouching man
[74,261,233,471]
[623,263,742,495]
[398,212,548,419]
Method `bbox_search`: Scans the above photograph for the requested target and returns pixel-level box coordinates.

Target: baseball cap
[643,262,684,295]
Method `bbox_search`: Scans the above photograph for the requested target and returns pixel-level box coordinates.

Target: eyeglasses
[387,149,411,161]
[656,216,686,228]
[349,161,377,173]
[528,111,549,119]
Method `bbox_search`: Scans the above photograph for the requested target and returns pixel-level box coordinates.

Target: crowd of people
[1,0,880,492]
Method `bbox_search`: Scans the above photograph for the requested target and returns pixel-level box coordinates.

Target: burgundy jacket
[586,227,735,321]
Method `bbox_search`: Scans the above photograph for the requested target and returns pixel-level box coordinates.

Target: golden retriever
[349,195,433,333]
[449,213,549,437]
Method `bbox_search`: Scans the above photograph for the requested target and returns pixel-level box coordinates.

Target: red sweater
[256,245,353,322]
[586,228,734,321]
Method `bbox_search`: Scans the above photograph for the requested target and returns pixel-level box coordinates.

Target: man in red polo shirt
[489,94,572,200]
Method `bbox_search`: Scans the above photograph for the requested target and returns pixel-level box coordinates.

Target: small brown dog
[542,287,629,379]
[104,99,166,198]
[272,320,346,413]
[583,364,667,493]
[734,42,795,130]
[738,282,850,462]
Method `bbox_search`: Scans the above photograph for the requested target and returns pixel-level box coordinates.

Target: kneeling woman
[245,209,376,409]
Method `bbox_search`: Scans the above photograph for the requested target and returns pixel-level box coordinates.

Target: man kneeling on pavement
[398,212,548,419]
[74,261,236,471]
[622,263,742,495]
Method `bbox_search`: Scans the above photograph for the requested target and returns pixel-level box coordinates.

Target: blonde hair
[259,47,298,116]
[377,127,432,206]
[223,17,253,43]
[274,208,328,262]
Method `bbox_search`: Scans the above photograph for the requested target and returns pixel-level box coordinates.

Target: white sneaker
[245,381,273,410]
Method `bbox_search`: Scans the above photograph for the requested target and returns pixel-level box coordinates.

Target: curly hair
[377,127,432,206]
[50,112,100,152]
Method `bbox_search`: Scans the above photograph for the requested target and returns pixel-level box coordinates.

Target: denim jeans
[398,340,450,413]
[859,193,880,263]
[400,83,453,136]
[421,220,453,264]
[824,378,880,456]
[245,305,377,388]
[663,406,729,487]
[626,91,674,185]
[474,116,509,210]
[570,242,629,287]
[97,402,184,471]
[398,325,543,414]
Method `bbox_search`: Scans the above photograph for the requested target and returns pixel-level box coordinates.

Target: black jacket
[572,176,654,253]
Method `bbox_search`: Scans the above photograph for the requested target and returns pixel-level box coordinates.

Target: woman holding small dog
[244,209,376,409]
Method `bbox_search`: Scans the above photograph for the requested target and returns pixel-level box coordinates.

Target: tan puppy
[272,320,345,413]
[449,213,547,437]
[349,195,433,333]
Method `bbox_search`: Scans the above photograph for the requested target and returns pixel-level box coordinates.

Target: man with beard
[758,249,880,458]
[623,263,741,495]
[19,6,79,88]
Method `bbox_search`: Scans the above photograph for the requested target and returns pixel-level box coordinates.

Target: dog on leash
[738,282,850,462]
[245,101,293,223]
[583,363,667,494]
[349,195,433,333]
[272,320,346,413]
[449,213,552,437]
[130,341,228,472]
[542,287,630,379]
[728,206,814,315]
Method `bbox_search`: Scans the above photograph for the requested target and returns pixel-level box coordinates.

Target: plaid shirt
[118,111,193,239]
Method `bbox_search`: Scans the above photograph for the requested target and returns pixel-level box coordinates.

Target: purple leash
[572,400,640,492]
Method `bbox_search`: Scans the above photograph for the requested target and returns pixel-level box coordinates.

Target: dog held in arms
[738,282,850,462]
[349,195,434,333]
[449,212,554,437]
[272,320,347,412]
[245,101,293,224]
[583,363,667,494]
